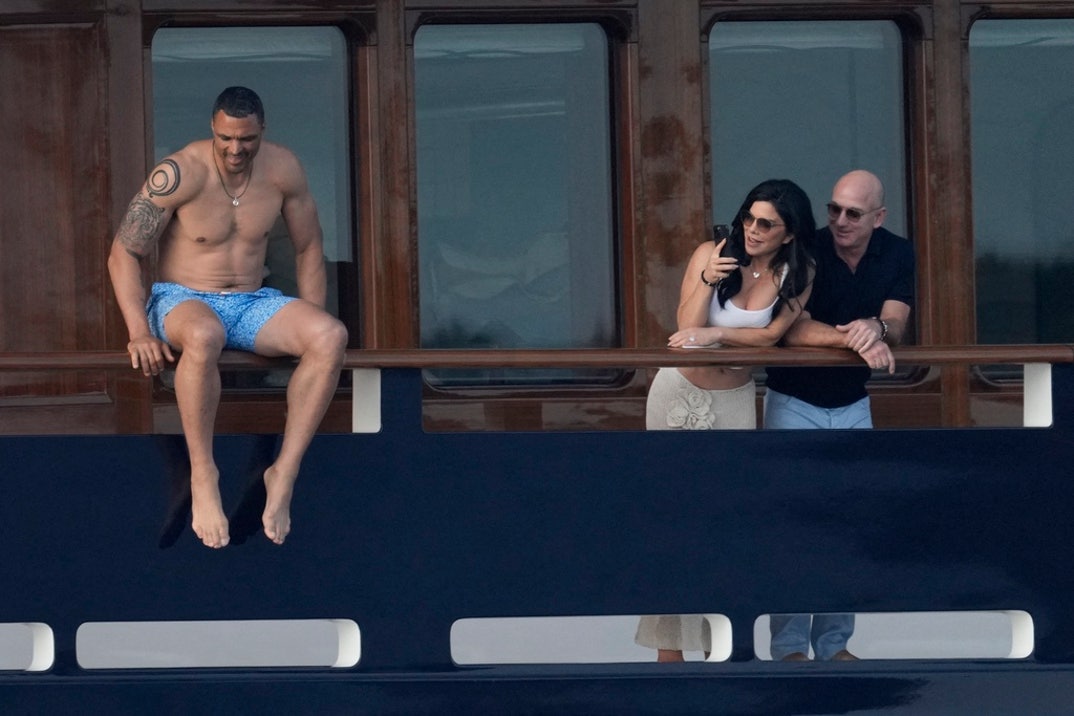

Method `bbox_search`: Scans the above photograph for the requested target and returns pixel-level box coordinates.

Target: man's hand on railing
[857,340,896,374]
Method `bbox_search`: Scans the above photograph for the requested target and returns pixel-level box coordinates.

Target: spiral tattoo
[147,158,180,198]
[117,194,165,259]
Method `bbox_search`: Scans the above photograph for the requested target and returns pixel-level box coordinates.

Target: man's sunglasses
[827,202,882,223]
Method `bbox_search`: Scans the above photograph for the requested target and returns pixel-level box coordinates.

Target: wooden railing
[0,344,1071,371]
[3,346,1070,431]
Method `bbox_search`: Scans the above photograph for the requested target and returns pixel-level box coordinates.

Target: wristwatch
[871,316,889,342]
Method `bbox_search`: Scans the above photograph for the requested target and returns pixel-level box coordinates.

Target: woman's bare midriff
[677,366,753,391]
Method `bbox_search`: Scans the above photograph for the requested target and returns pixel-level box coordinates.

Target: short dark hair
[212,86,265,125]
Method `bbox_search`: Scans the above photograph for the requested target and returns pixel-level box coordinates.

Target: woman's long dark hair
[716,178,815,317]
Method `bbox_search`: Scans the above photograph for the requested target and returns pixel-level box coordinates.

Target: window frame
[700,9,923,388]
[142,16,367,402]
[407,9,638,393]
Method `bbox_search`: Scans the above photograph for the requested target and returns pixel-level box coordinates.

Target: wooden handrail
[0,345,1071,371]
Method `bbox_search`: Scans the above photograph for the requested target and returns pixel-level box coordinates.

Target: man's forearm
[780,317,848,348]
[294,250,327,308]
[877,299,912,346]
[108,249,153,340]
[879,316,907,346]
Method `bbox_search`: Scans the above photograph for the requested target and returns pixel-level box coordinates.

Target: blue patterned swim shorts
[146,282,296,352]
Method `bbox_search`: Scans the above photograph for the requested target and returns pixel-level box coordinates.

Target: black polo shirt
[765,226,915,408]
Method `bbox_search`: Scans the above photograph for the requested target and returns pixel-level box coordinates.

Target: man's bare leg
[166,304,230,548]
[255,303,347,544]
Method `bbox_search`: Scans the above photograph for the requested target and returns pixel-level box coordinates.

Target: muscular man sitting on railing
[107,86,348,549]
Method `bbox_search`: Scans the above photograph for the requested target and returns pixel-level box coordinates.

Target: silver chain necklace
[212,150,252,207]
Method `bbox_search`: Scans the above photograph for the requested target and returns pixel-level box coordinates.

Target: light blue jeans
[762,388,869,658]
[769,613,856,661]
[762,388,872,429]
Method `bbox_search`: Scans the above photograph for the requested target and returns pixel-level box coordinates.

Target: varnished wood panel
[0,22,109,405]
[635,0,707,348]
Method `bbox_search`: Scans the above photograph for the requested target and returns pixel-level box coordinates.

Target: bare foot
[262,464,295,545]
[190,466,229,548]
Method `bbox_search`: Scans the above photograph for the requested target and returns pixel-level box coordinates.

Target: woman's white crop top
[707,264,789,328]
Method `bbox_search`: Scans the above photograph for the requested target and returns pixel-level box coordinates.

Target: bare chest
[169,190,284,248]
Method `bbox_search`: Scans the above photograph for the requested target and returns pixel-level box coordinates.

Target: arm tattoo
[147,158,180,198]
[117,194,166,259]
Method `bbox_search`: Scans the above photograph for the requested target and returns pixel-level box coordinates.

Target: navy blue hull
[3,366,1073,713]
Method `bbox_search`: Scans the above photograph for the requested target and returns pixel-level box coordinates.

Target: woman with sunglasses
[635,178,815,662]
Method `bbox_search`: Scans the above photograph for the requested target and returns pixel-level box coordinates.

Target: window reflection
[708,21,906,239]
[971,20,1074,344]
[415,24,619,387]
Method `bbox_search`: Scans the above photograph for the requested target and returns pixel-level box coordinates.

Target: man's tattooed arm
[116,194,166,259]
[147,158,180,198]
[116,158,181,258]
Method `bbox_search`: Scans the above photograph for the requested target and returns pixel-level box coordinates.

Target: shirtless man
[108,86,348,549]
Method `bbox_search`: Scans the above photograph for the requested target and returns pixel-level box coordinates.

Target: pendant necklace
[751,266,770,279]
[213,151,252,207]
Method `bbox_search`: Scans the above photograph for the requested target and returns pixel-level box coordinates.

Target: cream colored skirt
[636,369,755,652]
[644,367,756,430]
[635,614,712,653]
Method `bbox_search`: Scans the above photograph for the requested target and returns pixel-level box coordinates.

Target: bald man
[762,170,915,660]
